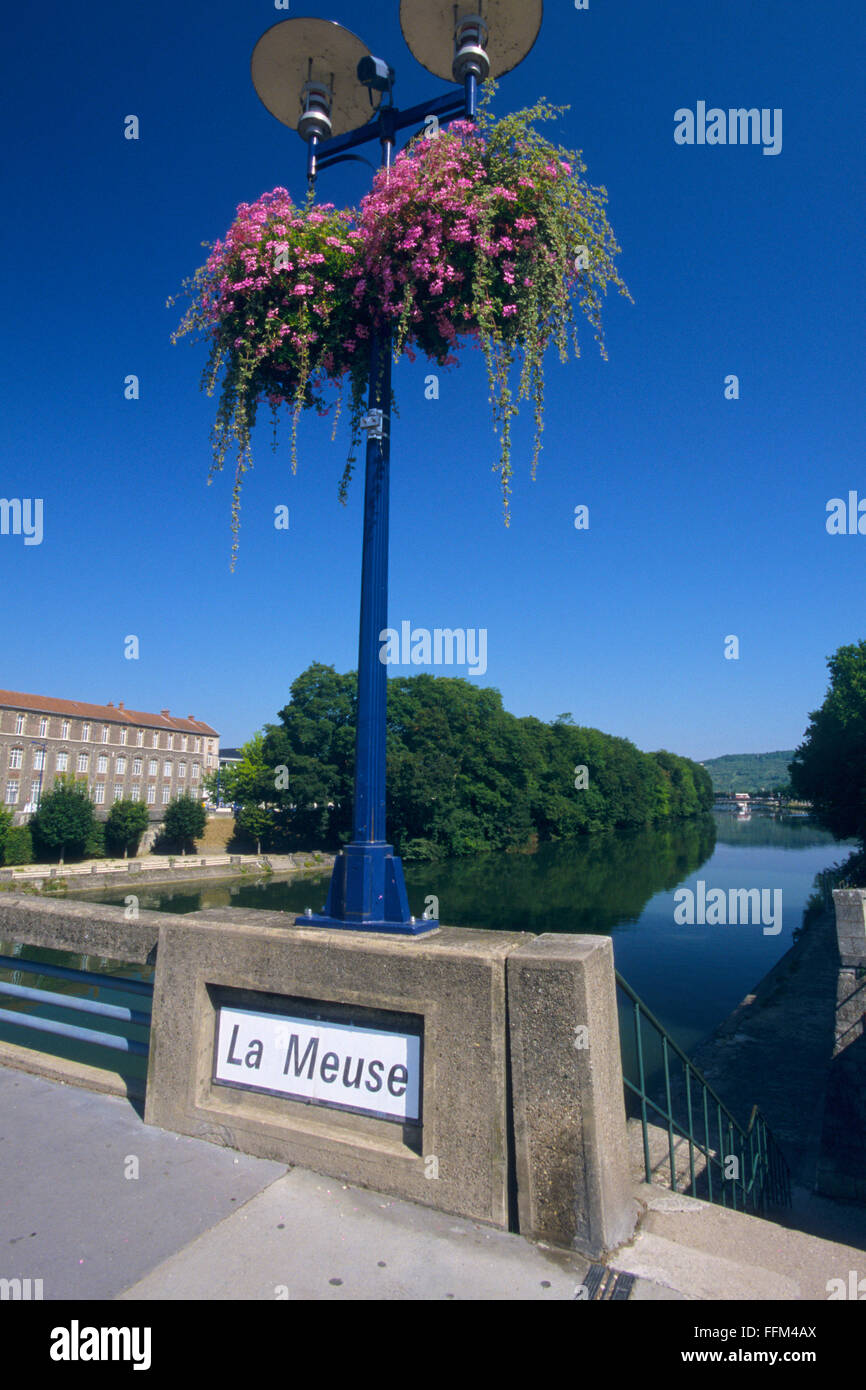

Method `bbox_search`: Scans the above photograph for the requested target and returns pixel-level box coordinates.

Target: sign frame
[209,988,424,1126]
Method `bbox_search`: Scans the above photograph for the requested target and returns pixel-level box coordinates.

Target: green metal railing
[616,971,791,1214]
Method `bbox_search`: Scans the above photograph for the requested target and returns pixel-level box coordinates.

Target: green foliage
[216,734,276,806]
[790,641,866,843]
[0,807,12,863]
[84,820,106,859]
[249,662,712,858]
[700,751,797,795]
[29,775,95,862]
[262,663,356,848]
[235,803,274,855]
[105,799,151,857]
[222,731,299,853]
[161,795,207,853]
[3,826,33,865]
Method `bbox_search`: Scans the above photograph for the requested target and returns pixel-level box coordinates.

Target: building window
[9,749,22,769]
[77,754,88,772]
[93,783,105,805]
[114,784,123,802]
[82,723,91,741]
[162,785,171,804]
[194,738,202,753]
[148,759,158,777]
[132,758,142,776]
[181,735,188,751]
[5,781,19,805]
[61,721,70,738]
[168,733,175,750]
[56,752,68,772]
[152,732,160,748]
[15,714,25,734]
[164,762,172,778]
[178,762,186,779]
[192,763,200,780]
[30,779,41,803]
[33,749,45,771]
[39,718,48,737]
[136,730,144,746]
[130,784,141,802]
[116,757,127,774]
[147,784,156,805]
[119,728,127,745]
[97,755,108,774]
[102,725,110,743]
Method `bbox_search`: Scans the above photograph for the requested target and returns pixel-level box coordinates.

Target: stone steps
[611,1183,864,1301]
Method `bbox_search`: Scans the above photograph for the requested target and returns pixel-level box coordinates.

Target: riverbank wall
[0,852,335,896]
[815,891,866,1203]
[687,885,866,1206]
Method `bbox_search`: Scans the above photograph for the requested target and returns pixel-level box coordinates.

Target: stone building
[0,690,220,825]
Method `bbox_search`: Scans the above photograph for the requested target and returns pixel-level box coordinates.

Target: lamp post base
[295,842,439,935]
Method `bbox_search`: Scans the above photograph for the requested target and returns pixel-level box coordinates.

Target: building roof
[0,689,218,738]
[219,748,244,762]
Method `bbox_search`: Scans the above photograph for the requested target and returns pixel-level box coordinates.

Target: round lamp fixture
[251,18,382,140]
[399,0,542,85]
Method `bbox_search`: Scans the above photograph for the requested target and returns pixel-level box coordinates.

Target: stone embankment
[0,852,335,895]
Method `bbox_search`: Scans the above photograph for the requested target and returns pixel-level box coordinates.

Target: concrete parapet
[0,894,164,964]
[0,898,641,1249]
[144,910,530,1230]
[816,893,866,1202]
[507,933,637,1256]
[832,889,866,967]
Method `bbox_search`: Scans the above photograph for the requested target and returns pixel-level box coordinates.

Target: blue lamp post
[250,3,542,933]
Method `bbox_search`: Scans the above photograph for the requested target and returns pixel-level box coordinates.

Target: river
[0,810,853,1079]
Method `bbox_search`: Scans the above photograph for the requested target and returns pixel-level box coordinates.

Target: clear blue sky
[2,0,863,759]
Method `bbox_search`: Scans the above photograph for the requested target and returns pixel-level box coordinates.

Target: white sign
[213,1006,421,1123]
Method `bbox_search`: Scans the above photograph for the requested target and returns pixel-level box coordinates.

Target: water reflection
[66,811,853,1054]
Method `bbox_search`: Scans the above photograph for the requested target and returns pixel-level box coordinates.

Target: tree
[106,799,151,858]
[263,664,356,848]
[162,795,207,854]
[790,641,866,842]
[3,826,33,865]
[216,734,275,808]
[236,803,273,856]
[0,807,12,865]
[252,662,712,858]
[29,774,95,865]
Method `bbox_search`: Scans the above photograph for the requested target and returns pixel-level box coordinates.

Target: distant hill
[700,751,796,795]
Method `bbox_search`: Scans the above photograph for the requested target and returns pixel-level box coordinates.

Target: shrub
[29,775,95,863]
[106,799,150,858]
[161,796,207,853]
[3,826,33,865]
[85,820,106,859]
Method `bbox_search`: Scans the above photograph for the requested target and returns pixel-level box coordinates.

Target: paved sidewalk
[2,1065,863,1302]
[0,1067,665,1302]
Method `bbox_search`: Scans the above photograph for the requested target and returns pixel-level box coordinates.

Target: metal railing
[0,954,152,1059]
[616,970,791,1213]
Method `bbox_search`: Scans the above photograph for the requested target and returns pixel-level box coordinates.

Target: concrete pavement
[2,1065,864,1302]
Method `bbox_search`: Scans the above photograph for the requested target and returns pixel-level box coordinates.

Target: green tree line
[211,663,713,860]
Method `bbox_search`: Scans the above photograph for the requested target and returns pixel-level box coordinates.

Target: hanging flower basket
[357,97,632,516]
[170,92,630,562]
[169,189,369,563]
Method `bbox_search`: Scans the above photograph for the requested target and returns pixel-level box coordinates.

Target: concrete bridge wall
[0,897,636,1257]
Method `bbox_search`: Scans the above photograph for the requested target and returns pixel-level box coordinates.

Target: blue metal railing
[616,970,791,1213]
[0,954,152,1059]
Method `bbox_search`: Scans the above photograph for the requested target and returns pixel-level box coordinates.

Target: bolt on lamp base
[295,842,439,935]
